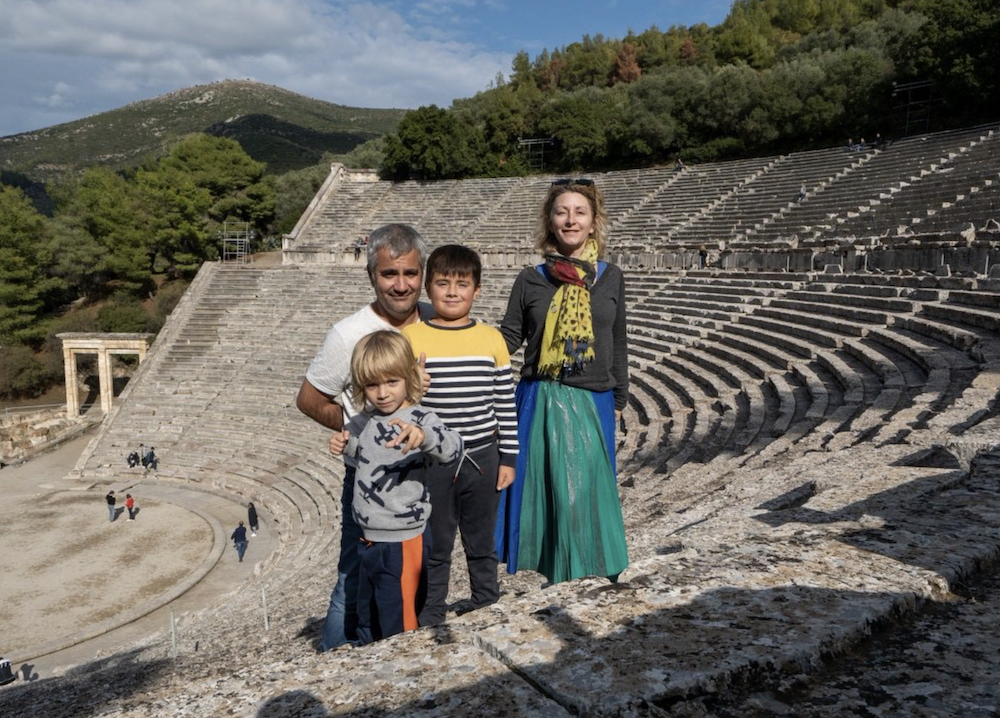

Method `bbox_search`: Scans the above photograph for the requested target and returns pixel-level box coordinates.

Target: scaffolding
[518,137,555,171]
[891,80,942,137]
[221,221,252,264]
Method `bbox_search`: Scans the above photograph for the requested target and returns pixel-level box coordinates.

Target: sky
[0,0,734,137]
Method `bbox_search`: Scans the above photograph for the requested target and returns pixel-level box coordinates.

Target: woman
[495,178,629,585]
[248,502,259,537]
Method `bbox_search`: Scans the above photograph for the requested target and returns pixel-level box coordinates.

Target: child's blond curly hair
[349,330,423,410]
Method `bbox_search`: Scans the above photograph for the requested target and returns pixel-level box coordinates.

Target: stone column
[63,348,79,417]
[98,349,114,415]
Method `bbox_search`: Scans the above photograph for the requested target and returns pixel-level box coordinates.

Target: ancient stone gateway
[57,333,153,416]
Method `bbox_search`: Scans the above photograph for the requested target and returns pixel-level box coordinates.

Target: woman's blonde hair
[349,331,423,410]
[534,179,609,259]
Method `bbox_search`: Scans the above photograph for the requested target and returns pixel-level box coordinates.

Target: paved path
[0,433,274,679]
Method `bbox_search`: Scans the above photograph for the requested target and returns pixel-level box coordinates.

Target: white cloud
[33,81,73,108]
[0,0,510,134]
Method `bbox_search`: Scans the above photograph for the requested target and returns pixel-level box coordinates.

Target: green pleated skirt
[509,380,629,584]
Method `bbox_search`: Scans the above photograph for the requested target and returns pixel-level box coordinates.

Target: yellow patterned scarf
[538,239,598,378]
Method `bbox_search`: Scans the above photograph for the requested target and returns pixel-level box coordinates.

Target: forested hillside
[3,0,999,401]
[380,0,999,179]
[0,80,404,184]
[0,134,277,400]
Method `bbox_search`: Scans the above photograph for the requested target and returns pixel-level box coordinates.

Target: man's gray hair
[366,224,428,277]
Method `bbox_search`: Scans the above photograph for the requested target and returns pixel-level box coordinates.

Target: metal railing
[1,402,65,418]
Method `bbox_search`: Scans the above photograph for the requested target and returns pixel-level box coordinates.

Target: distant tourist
[142,446,158,470]
[232,521,248,562]
[674,157,685,171]
[106,490,116,522]
[248,502,259,537]
[495,177,629,586]
[125,493,136,521]
[797,184,807,203]
[354,236,364,261]
[126,450,140,468]
[297,223,433,652]
[0,657,15,686]
[845,137,853,152]
[698,245,709,267]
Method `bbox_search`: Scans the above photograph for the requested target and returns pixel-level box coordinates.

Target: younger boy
[330,331,463,644]
[402,245,518,625]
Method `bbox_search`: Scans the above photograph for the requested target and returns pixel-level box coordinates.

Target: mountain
[0,80,406,182]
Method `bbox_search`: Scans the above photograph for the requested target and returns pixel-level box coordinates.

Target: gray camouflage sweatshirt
[345,404,463,542]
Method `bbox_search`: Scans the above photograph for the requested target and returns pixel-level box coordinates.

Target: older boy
[403,244,518,625]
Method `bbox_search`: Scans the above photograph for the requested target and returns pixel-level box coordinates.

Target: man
[232,521,249,562]
[142,446,158,470]
[296,223,430,651]
[106,490,116,522]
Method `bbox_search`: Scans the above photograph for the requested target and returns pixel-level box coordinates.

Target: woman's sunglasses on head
[551,178,595,187]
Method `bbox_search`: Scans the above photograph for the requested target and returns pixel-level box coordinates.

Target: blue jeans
[108,505,116,522]
[320,466,362,651]
[235,540,247,561]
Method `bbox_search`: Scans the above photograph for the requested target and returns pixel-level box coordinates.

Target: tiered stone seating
[619,268,999,481]
[363,179,457,234]
[74,265,378,568]
[30,124,1000,717]
[294,179,391,252]
[461,175,555,253]
[417,177,522,246]
[284,124,1000,266]
[612,156,775,249]
[672,147,865,246]
[835,129,1000,237]
[751,126,996,243]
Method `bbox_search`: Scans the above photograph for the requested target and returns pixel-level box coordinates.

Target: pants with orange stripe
[356,527,432,645]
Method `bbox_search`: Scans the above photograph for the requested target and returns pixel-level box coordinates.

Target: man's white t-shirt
[304,302,430,467]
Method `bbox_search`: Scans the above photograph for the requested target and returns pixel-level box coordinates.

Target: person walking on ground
[232,522,248,562]
[296,223,433,652]
[125,493,136,521]
[106,490,116,522]
[248,502,259,537]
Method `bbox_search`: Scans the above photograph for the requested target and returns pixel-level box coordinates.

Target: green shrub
[152,280,190,324]
[0,345,56,399]
[41,309,100,376]
[97,295,154,334]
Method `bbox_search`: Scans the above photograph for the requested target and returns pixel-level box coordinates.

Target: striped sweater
[403,320,518,467]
